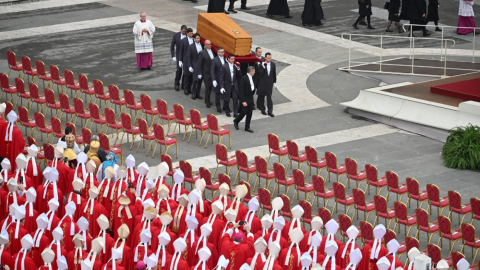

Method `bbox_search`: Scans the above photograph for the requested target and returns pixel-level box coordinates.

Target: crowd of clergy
[0,104,473,270]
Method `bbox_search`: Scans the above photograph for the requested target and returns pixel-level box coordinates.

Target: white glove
[189,67,194,73]
[220,88,226,94]
[213,80,218,87]
[198,75,202,79]
[179,61,183,67]
[173,57,177,62]
[236,66,240,71]
[274,83,277,88]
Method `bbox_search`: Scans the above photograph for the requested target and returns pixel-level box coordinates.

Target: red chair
[73,98,91,127]
[49,65,65,93]
[58,93,75,123]
[217,174,233,198]
[34,112,52,142]
[27,136,46,165]
[426,184,450,217]
[180,160,195,189]
[352,188,375,221]
[21,56,38,84]
[81,128,92,146]
[213,143,236,177]
[360,221,374,247]
[299,200,313,225]
[238,181,254,204]
[292,169,314,203]
[199,167,219,199]
[161,154,175,184]
[18,106,36,136]
[234,150,256,185]
[88,103,107,133]
[44,88,61,117]
[345,157,367,189]
[151,123,178,158]
[79,74,95,104]
[338,214,356,242]
[15,78,30,109]
[258,188,272,215]
[64,69,81,98]
[286,140,307,170]
[405,236,420,255]
[437,215,462,254]
[124,89,142,122]
[66,123,83,145]
[305,146,327,176]
[120,113,140,150]
[272,163,294,198]
[332,182,354,215]
[50,117,64,143]
[393,201,416,236]
[415,207,439,244]
[406,177,428,209]
[311,175,334,207]
[426,244,452,265]
[253,156,275,191]
[188,109,209,145]
[471,198,480,225]
[385,171,408,202]
[0,73,17,103]
[29,82,47,113]
[384,230,406,257]
[365,164,387,195]
[278,194,292,220]
[325,151,346,183]
[136,118,155,155]
[4,101,13,117]
[460,223,480,263]
[43,143,55,165]
[205,114,231,148]
[93,79,110,108]
[373,195,395,229]
[140,94,159,124]
[448,190,472,224]
[171,103,191,141]
[104,108,123,144]
[35,60,51,89]
[108,85,125,114]
[156,99,175,134]
[451,252,466,270]
[267,133,287,164]
[98,133,123,164]
[318,207,333,235]
[6,51,23,77]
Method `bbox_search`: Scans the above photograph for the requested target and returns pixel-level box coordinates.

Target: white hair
[140,11,146,16]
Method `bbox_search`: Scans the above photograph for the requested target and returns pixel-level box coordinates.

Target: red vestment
[278,246,302,270]
[0,188,7,220]
[48,243,68,270]
[0,248,14,270]
[6,221,28,255]
[86,254,103,270]
[12,251,37,270]
[358,243,388,270]
[166,256,189,270]
[155,249,172,270]
[96,180,113,209]
[101,261,126,270]
[67,249,89,270]
[299,231,318,253]
[35,183,63,216]
[44,212,61,241]
[336,242,360,269]
[307,248,326,264]
[66,192,87,222]
[25,158,43,188]
[68,164,87,194]
[319,258,341,270]
[98,233,116,265]
[168,184,189,202]
[83,173,100,200]
[386,254,404,269]
[129,221,160,250]
[188,239,219,269]
[24,204,38,233]
[221,232,255,270]
[160,228,177,255]
[178,232,199,265]
[1,192,26,218]
[282,220,306,244]
[58,216,80,252]
[155,199,178,216]
[257,260,283,270]
[320,237,344,255]
[201,216,226,251]
[107,180,127,225]
[113,197,142,239]
[263,230,288,251]
[134,215,162,230]
[48,160,73,195]
[246,255,266,270]
[133,244,154,263]
[6,171,34,190]
[114,241,134,270]
[191,264,211,270]
[240,212,262,236]
[226,200,248,221]
[80,199,108,238]
[212,196,232,210]
[29,231,50,268]
[0,126,25,171]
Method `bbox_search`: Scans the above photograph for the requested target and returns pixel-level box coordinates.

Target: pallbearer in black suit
[219,54,242,117]
[170,25,187,91]
[178,28,194,95]
[211,47,227,113]
[187,33,205,100]
[196,40,217,105]
[256,52,276,117]
[234,66,256,133]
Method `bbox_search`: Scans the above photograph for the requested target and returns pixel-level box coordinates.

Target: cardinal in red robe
[221,224,255,270]
[282,205,307,244]
[0,111,25,172]
[81,186,108,238]
[385,239,404,270]
[159,212,177,255]
[44,199,61,242]
[113,194,142,239]
[6,155,34,191]
[67,233,89,270]
[97,214,115,265]
[170,170,189,203]
[264,217,288,251]
[83,160,100,200]
[278,228,304,270]
[202,201,226,250]
[337,226,361,269]
[0,227,14,270]
[25,145,43,188]
[48,145,73,195]
[171,194,189,235]
[96,166,114,212]
[257,242,283,270]
[13,244,37,270]
[107,166,128,226]
[155,184,178,216]
[133,162,150,195]
[245,238,268,270]
[189,223,219,269]
[359,225,388,270]
[66,180,87,222]
[85,237,105,270]
[2,180,27,220]
[299,217,323,253]
[320,220,344,255]
[133,228,154,264]
[179,216,200,265]
[115,224,135,270]
[168,238,189,270]
[58,201,81,253]
[30,213,51,268]
[35,167,63,216]
[67,152,88,194]
[49,227,69,270]
[241,198,262,236]
[5,205,28,255]
[130,206,161,250]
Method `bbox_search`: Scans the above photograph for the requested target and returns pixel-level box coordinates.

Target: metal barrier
[340,33,456,76]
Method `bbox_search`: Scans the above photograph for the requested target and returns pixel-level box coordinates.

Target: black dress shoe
[196,95,203,100]
[175,85,179,91]
[367,25,375,29]
[252,106,256,110]
[315,22,323,26]
[302,23,312,27]
[224,9,230,14]
[261,111,267,115]
[233,121,239,130]
[386,29,393,32]
[245,128,254,133]
[266,13,273,18]
[352,23,359,30]
[241,6,250,9]
[206,104,211,108]
[228,8,237,13]
[226,113,231,117]
[191,94,196,100]
[285,15,293,18]
[184,91,189,95]
[359,21,367,26]
[217,109,222,113]
[423,31,431,37]
[268,113,275,117]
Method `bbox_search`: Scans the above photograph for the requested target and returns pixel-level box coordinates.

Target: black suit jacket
[211,56,227,93]
[219,63,241,101]
[187,42,204,79]
[197,49,217,86]
[179,37,193,75]
[170,32,184,71]
[83,145,106,163]
[409,0,426,20]
[238,74,256,104]
[256,61,276,96]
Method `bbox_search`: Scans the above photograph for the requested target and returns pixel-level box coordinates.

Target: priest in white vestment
[457,0,478,35]
[133,12,156,70]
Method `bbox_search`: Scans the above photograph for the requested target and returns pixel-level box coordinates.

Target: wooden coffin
[197,13,252,56]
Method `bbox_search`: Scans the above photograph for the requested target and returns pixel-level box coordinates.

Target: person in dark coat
[186,33,204,100]
[352,0,375,29]
[408,0,431,36]
[301,0,324,26]
[211,47,227,113]
[178,28,194,95]
[219,54,242,117]
[233,66,257,133]
[400,0,410,20]
[196,40,217,105]
[83,135,106,163]
[256,52,276,117]
[266,0,293,18]
[426,0,441,31]
[208,0,227,13]
[170,25,187,91]
[386,0,403,32]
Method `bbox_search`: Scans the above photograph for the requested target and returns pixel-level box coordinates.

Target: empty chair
[234,150,256,185]
[179,160,195,189]
[173,103,191,141]
[267,133,288,164]
[325,151,346,183]
[15,78,30,109]
[58,93,75,122]
[448,190,472,224]
[360,221,374,247]
[29,82,47,113]
[89,103,107,133]
[415,207,439,244]
[21,56,38,84]
[81,127,92,146]
[393,201,416,236]
[6,50,23,77]
[471,197,480,225]
[373,195,395,229]
[0,73,17,103]
[406,177,428,208]
[120,113,140,150]
[188,109,209,145]
[151,123,178,158]
[136,118,155,154]
[64,69,81,98]
[104,108,123,145]
[352,188,375,221]
[140,94,159,124]
[35,60,51,89]
[437,215,462,254]
[124,89,142,122]
[292,169,314,203]
[156,98,175,134]
[426,183,450,217]
[332,182,354,215]
[460,223,480,263]
[286,140,307,170]
[299,200,313,225]
[305,146,327,176]
[317,207,333,234]
[213,143,236,178]
[34,112,52,141]
[98,133,123,163]
[272,162,294,197]
[253,156,275,191]
[258,187,272,215]
[44,88,61,117]
[198,167,219,199]
[50,117,64,143]
[17,106,36,136]
[79,74,95,104]
[73,98,91,127]
[49,65,65,93]
[365,164,387,195]
[42,143,55,166]
[345,157,367,189]
[311,175,334,207]
[385,171,408,202]
[426,244,452,267]
[278,194,292,220]
[108,84,125,114]
[205,114,231,148]
[93,79,110,108]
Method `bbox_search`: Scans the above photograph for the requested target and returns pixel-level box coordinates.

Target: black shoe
[386,29,393,32]
[241,6,250,9]
[302,23,312,27]
[261,111,267,115]
[234,114,238,117]
[266,13,273,18]
[147,66,151,70]
[206,104,211,108]
[226,113,231,117]
[285,15,293,18]
[228,8,237,13]
[252,106,256,110]
[315,22,323,26]
[423,31,431,37]
[435,27,442,32]
[217,109,222,113]
[224,9,230,14]
[233,121,239,130]
[268,113,275,117]
[245,128,254,133]
[359,21,367,26]
[175,85,179,91]
[191,94,196,100]
[367,25,375,29]
[184,91,189,95]
[191,0,198,3]
[181,85,184,90]
[196,95,203,100]
[352,23,359,30]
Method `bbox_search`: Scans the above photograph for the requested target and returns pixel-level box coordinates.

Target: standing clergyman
[133,12,156,70]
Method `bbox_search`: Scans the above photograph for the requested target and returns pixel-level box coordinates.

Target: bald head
[205,40,212,50]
